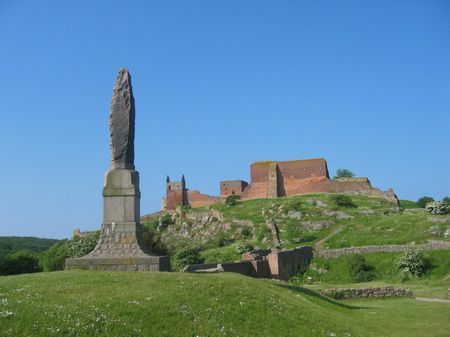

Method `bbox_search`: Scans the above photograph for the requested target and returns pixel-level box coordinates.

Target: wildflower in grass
[0,310,14,317]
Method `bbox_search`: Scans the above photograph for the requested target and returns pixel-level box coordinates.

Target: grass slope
[144,194,449,265]
[0,271,449,337]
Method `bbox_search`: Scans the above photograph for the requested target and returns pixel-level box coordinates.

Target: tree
[334,169,355,179]
[0,250,41,275]
[417,196,434,208]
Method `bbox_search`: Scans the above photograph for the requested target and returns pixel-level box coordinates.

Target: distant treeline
[0,233,99,276]
[0,236,60,276]
[0,236,59,258]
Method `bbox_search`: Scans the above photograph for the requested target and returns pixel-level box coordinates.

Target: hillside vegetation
[0,270,449,337]
[140,194,449,268]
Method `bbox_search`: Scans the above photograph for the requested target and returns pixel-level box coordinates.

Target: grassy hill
[141,194,449,267]
[0,270,449,337]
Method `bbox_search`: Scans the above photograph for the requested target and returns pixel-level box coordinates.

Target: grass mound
[0,270,449,337]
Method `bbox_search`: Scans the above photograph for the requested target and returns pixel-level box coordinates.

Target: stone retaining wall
[316,240,450,258]
[321,286,414,300]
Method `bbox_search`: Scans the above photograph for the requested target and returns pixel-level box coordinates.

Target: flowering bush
[396,247,429,280]
[425,201,449,215]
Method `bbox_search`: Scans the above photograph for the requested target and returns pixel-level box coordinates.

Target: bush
[40,232,100,271]
[332,194,356,208]
[425,201,448,215]
[225,195,241,206]
[396,247,429,280]
[235,242,254,254]
[417,196,434,208]
[347,254,376,282]
[40,241,70,271]
[0,250,41,275]
[66,232,99,258]
[172,246,204,270]
[334,169,355,179]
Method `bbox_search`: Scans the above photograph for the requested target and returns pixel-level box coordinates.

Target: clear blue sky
[0,1,449,239]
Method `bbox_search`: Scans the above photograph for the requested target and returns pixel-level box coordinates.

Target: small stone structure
[321,286,414,300]
[183,246,313,280]
[163,158,399,210]
[66,68,169,271]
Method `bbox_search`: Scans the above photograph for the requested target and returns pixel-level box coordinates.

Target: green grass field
[0,270,449,337]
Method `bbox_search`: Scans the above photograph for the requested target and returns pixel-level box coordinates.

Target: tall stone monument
[66,68,170,271]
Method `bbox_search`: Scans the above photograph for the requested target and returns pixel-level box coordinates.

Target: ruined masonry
[65,68,169,271]
[163,158,399,211]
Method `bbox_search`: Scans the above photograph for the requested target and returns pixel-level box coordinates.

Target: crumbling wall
[329,178,399,205]
[187,190,222,208]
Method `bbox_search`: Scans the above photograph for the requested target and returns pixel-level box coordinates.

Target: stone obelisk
[66,68,170,271]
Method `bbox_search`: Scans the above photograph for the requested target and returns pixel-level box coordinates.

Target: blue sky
[0,1,449,239]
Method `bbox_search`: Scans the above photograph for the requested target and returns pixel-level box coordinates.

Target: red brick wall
[243,159,330,199]
[220,180,248,197]
[166,189,185,210]
[283,176,329,196]
[187,190,221,208]
[277,159,329,180]
[241,182,268,199]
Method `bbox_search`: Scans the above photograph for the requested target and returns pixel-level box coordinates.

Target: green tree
[334,169,355,179]
[0,250,41,275]
[417,196,434,208]
[347,254,376,282]
[225,195,241,206]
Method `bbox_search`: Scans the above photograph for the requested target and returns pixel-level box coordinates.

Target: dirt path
[415,297,450,304]
[314,226,342,252]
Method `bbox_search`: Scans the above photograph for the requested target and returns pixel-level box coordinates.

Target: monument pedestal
[66,169,170,271]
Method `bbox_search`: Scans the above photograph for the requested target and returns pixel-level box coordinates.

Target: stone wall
[220,180,248,197]
[187,190,222,208]
[321,286,414,300]
[316,240,450,258]
[183,246,313,280]
[328,178,399,205]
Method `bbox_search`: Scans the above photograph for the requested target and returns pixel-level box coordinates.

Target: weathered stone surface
[65,68,169,272]
[321,287,414,300]
[109,68,135,170]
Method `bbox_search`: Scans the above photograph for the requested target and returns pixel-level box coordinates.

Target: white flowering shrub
[396,247,429,280]
[425,201,449,215]
[67,231,100,258]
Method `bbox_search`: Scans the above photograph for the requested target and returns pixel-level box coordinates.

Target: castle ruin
[162,158,398,211]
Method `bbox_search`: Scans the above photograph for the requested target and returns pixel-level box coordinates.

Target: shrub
[417,196,434,208]
[172,246,204,270]
[347,254,376,282]
[66,232,99,258]
[425,201,448,215]
[40,232,100,271]
[235,242,254,254]
[332,194,356,208]
[0,250,41,275]
[396,247,429,280]
[334,169,355,179]
[225,195,241,206]
[40,241,70,271]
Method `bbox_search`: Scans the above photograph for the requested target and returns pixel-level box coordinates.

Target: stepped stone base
[65,256,170,271]
[65,169,170,272]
